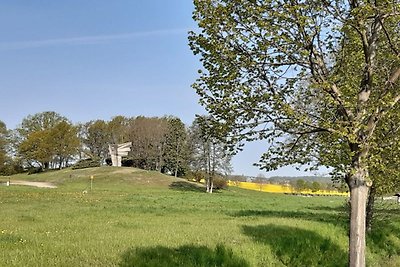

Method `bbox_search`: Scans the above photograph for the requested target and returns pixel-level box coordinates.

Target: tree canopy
[17,112,80,169]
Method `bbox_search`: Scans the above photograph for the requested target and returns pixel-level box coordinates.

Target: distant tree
[108,116,129,144]
[18,111,67,137]
[0,121,8,173]
[19,129,53,169]
[163,117,189,177]
[50,121,80,169]
[311,181,321,193]
[17,112,78,170]
[125,116,168,171]
[295,179,307,192]
[189,116,232,193]
[228,174,247,182]
[253,173,268,191]
[80,120,111,161]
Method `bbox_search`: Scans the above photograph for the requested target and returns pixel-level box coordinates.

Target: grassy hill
[0,167,399,266]
[1,166,185,187]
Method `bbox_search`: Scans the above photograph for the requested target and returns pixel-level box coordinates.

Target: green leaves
[17,115,80,169]
[190,0,400,177]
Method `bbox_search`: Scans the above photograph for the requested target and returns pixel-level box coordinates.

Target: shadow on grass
[232,209,348,228]
[235,206,400,260]
[119,244,249,267]
[169,181,205,193]
[368,221,400,257]
[242,224,347,267]
[305,205,346,213]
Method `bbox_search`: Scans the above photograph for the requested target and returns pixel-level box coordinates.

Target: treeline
[0,112,232,189]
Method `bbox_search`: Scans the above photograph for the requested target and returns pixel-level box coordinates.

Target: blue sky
[0,1,319,177]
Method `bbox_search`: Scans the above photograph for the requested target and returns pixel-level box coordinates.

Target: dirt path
[9,180,57,188]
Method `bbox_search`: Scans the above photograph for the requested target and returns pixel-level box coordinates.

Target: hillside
[0,166,201,190]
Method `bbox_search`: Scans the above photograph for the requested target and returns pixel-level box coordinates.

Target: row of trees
[0,112,232,188]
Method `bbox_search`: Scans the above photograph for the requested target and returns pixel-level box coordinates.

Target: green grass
[0,167,399,266]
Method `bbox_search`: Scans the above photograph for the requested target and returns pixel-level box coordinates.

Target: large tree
[163,117,189,177]
[18,111,67,137]
[50,121,80,169]
[80,120,111,161]
[125,116,169,171]
[17,112,79,169]
[108,115,129,144]
[189,1,399,266]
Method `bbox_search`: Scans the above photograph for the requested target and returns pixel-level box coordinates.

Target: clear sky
[0,1,321,177]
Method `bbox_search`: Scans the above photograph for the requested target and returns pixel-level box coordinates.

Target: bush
[185,171,206,183]
[213,176,228,190]
[72,158,101,170]
[0,160,24,176]
[27,167,43,175]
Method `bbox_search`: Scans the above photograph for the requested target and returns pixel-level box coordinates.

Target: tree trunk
[366,185,376,232]
[209,177,213,193]
[206,176,210,193]
[348,167,370,267]
[59,157,63,169]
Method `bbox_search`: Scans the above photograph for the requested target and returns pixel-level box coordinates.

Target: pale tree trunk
[206,144,212,193]
[209,176,213,193]
[347,156,371,267]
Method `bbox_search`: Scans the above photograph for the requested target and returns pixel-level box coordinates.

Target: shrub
[0,160,24,176]
[213,176,227,190]
[185,171,206,183]
[105,158,112,166]
[28,167,43,175]
[72,158,101,170]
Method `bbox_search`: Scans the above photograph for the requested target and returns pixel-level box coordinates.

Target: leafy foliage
[72,158,101,170]
[79,120,111,161]
[189,0,400,263]
[188,116,232,192]
[17,112,80,170]
[163,117,190,177]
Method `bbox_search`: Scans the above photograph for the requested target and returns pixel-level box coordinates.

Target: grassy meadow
[0,167,399,266]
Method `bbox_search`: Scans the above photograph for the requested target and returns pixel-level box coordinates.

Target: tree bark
[348,166,370,267]
[366,185,376,232]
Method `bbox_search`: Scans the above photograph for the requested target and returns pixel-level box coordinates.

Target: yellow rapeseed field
[228,181,349,196]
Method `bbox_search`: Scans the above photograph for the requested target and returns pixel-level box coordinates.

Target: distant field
[0,167,399,266]
[228,181,349,196]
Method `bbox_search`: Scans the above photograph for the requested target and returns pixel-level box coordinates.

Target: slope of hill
[0,166,197,190]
